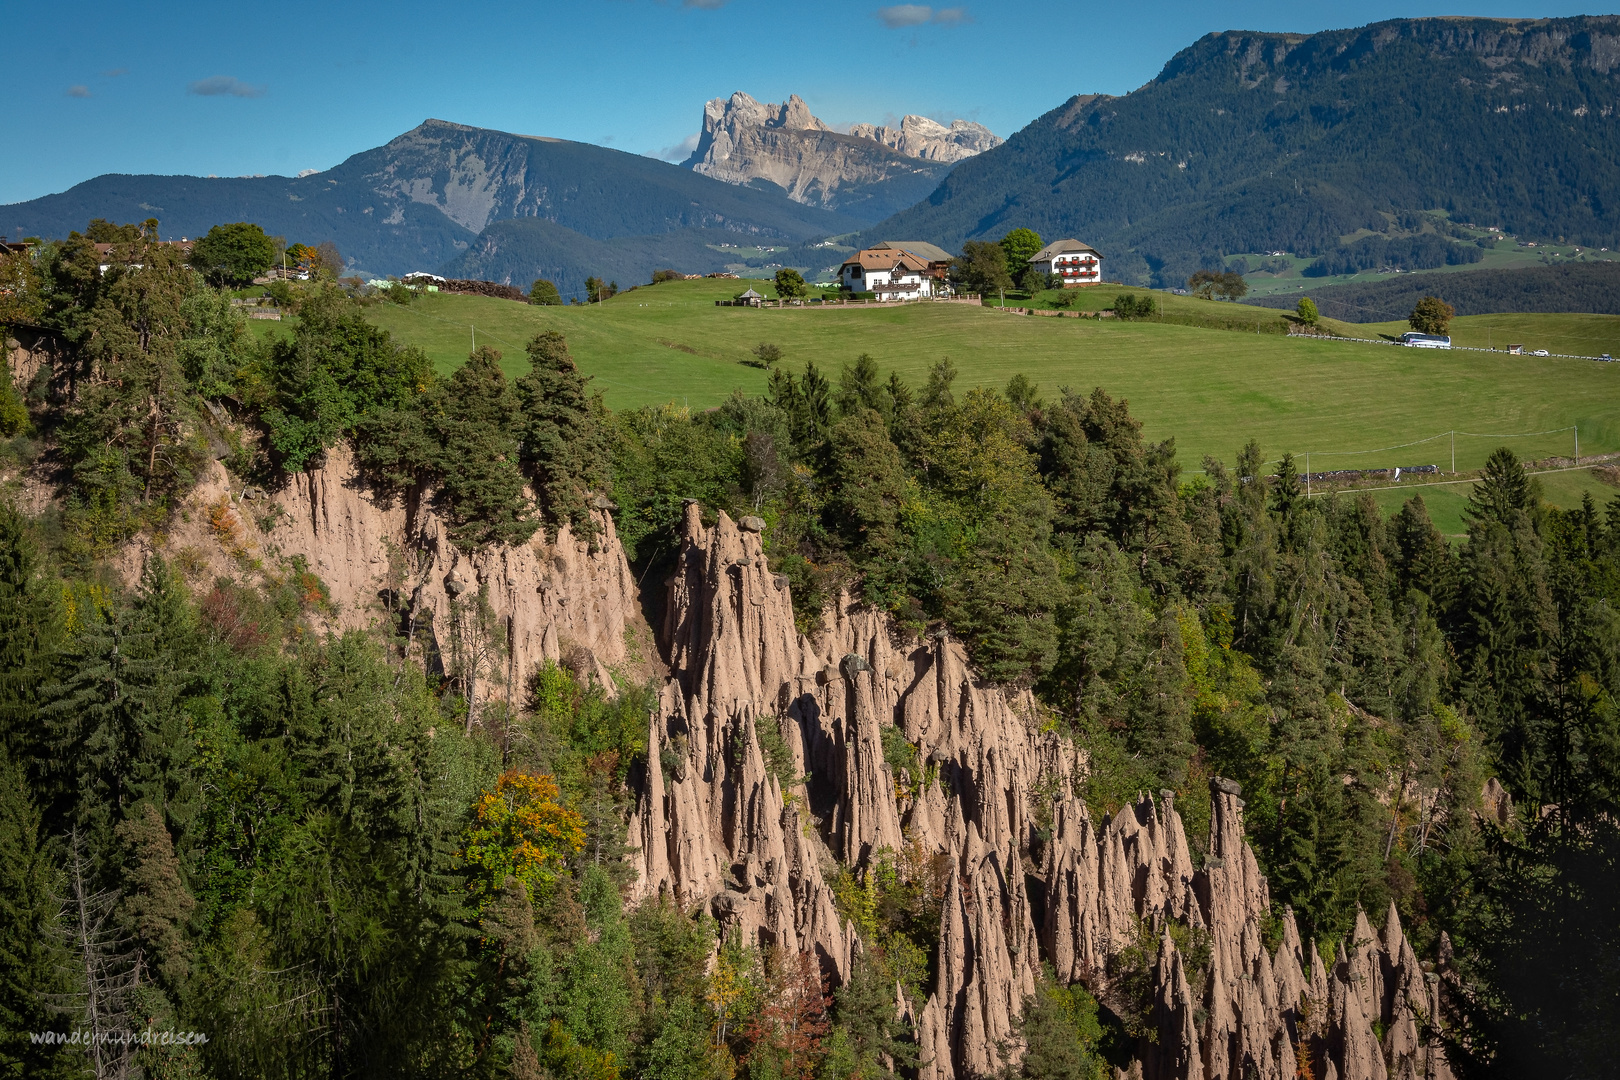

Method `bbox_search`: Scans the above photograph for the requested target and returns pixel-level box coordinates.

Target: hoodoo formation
[629,507,1453,1080]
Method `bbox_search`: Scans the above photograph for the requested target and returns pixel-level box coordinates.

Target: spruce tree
[517,332,612,539]
[115,801,196,988]
[797,361,833,445]
[1468,447,1535,527]
[0,749,77,1078]
[835,354,886,419]
[429,346,537,548]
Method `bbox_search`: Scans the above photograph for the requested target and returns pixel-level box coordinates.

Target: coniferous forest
[1,232,1617,1078]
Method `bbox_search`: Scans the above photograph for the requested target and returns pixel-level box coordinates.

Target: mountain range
[0,120,854,297]
[861,15,1620,287]
[5,16,1620,297]
[682,92,999,220]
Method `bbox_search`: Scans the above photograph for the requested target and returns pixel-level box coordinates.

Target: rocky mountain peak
[698,91,830,139]
[682,91,1001,221]
[848,114,1001,163]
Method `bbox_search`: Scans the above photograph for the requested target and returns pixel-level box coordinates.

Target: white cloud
[654,132,702,161]
[875,4,970,27]
[876,4,933,26]
[297,169,321,177]
[187,75,265,98]
[66,84,92,98]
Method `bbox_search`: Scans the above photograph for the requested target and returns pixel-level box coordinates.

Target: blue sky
[1,0,1600,206]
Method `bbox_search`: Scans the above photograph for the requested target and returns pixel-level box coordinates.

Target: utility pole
[471,325,475,352]
[1575,424,1580,465]
[1306,452,1311,498]
[1451,431,1456,474]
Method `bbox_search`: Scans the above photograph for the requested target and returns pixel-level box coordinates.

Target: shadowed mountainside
[859,16,1620,287]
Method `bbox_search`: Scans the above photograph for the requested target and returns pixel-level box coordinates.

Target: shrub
[1112,294,1158,320]
[746,343,782,370]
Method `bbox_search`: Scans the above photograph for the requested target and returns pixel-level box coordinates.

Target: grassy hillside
[1355,466,1620,539]
[359,283,1620,499]
[1347,313,1620,358]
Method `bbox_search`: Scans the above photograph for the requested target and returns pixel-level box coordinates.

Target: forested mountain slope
[0,119,853,292]
[1245,260,1620,321]
[2,242,1617,1077]
[863,16,1620,287]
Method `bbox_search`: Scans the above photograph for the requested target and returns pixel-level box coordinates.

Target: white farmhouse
[838,248,935,300]
[1028,240,1103,286]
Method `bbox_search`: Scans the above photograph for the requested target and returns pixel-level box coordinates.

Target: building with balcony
[838,248,935,300]
[1028,239,1103,286]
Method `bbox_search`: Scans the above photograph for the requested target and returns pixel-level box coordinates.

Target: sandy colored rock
[848,114,1002,163]
[684,91,998,213]
[625,504,1454,1080]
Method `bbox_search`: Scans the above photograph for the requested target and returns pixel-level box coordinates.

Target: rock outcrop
[126,447,647,697]
[683,92,999,221]
[848,115,1001,164]
[630,507,1454,1080]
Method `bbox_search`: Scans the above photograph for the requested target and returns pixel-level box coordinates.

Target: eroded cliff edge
[631,506,1454,1080]
[118,447,649,699]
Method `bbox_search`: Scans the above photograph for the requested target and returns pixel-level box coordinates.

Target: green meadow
[353,280,1620,526]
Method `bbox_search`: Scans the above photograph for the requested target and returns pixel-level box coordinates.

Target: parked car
[1602,353,1614,361]
[1532,349,1550,356]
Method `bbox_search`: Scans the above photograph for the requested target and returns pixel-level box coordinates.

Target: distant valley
[859,14,1620,288]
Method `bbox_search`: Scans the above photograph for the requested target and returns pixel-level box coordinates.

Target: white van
[1400,332,1452,348]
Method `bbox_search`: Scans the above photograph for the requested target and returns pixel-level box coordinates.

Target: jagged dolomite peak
[682,92,998,214]
[628,505,1452,1080]
[847,114,1001,164]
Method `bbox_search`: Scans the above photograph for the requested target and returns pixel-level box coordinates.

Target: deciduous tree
[773,268,808,300]
[1409,295,1455,334]
[999,228,1043,280]
[190,221,276,285]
